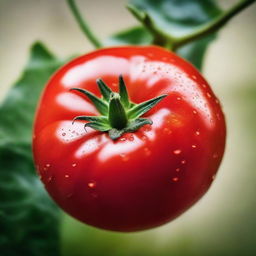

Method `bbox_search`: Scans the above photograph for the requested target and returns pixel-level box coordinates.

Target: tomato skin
[33,46,226,232]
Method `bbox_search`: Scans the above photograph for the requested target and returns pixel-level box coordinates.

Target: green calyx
[70,75,167,140]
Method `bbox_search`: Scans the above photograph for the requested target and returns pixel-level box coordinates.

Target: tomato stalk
[71,75,167,140]
[127,0,256,51]
[67,0,102,48]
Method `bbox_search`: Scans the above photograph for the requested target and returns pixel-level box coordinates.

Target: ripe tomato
[33,46,226,232]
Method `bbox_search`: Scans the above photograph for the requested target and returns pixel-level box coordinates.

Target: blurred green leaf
[0,42,64,256]
[128,0,221,37]
[106,0,222,70]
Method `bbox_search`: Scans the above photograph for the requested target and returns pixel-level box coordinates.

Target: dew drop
[164,128,172,134]
[120,137,126,141]
[46,164,51,168]
[88,182,96,188]
[181,160,186,164]
[142,125,151,132]
[202,84,207,88]
[175,168,180,172]
[213,153,218,159]
[206,92,212,98]
[47,176,53,183]
[128,135,134,141]
[173,149,182,155]
[192,75,197,80]
[192,144,197,148]
[141,135,147,141]
[65,174,69,178]
[72,163,77,167]
[144,147,151,156]
[195,131,200,136]
[120,153,129,161]
[176,97,182,101]
[193,110,197,115]
[172,177,179,182]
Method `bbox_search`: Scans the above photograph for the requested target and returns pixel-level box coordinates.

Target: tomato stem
[67,0,102,48]
[108,93,128,129]
[71,75,167,140]
[127,0,255,51]
[172,0,256,50]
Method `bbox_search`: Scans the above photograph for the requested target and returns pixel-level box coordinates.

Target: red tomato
[33,46,226,232]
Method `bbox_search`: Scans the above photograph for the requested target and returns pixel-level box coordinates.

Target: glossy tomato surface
[33,46,226,232]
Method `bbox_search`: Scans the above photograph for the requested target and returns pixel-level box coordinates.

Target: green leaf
[96,79,113,102]
[85,122,111,131]
[106,0,222,70]
[127,94,167,119]
[70,88,108,115]
[73,115,109,124]
[126,118,152,131]
[129,0,222,38]
[118,75,130,109]
[0,42,64,255]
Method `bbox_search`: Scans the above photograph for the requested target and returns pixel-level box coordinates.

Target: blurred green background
[0,0,256,255]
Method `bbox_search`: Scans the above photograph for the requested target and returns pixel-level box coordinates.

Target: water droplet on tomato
[141,135,147,141]
[206,92,212,98]
[191,144,197,148]
[212,174,216,180]
[128,135,134,141]
[65,175,69,178]
[192,75,197,80]
[88,182,96,188]
[144,147,151,156]
[175,168,180,172]
[173,149,182,155]
[193,110,197,115]
[47,176,53,183]
[72,163,77,167]
[120,153,130,161]
[141,125,151,132]
[120,137,126,141]
[213,153,218,159]
[181,160,186,164]
[172,177,179,182]
[195,131,200,136]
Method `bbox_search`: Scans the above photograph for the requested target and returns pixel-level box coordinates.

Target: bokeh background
[0,0,255,255]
